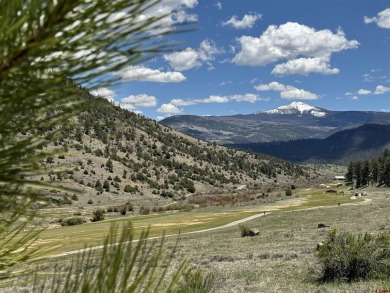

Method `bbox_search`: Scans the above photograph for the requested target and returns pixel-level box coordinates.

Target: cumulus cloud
[90,87,116,102]
[364,8,390,29]
[215,1,222,10]
[118,65,186,83]
[357,89,371,95]
[164,48,199,71]
[120,104,135,111]
[374,85,390,94]
[352,96,359,100]
[255,81,318,100]
[157,103,182,113]
[164,39,222,71]
[121,94,157,107]
[222,13,261,29]
[233,22,358,75]
[272,57,339,75]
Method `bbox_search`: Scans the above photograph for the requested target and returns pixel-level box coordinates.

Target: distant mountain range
[228,124,390,164]
[160,102,390,144]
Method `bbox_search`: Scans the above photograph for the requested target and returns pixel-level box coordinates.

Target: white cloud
[199,95,230,103]
[215,1,222,10]
[358,89,372,95]
[120,104,135,110]
[255,82,286,92]
[363,72,389,83]
[230,93,259,103]
[166,93,260,107]
[164,48,199,71]
[352,96,359,100]
[344,92,354,96]
[90,87,116,102]
[157,103,182,113]
[374,85,390,95]
[272,57,339,76]
[364,8,390,29]
[255,81,318,100]
[233,22,358,75]
[196,93,259,104]
[222,13,261,29]
[121,94,157,107]
[164,39,222,71]
[142,0,198,33]
[280,88,317,100]
[118,65,186,82]
[170,99,196,106]
[198,39,222,62]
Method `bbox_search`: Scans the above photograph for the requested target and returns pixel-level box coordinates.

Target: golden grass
[29,186,361,257]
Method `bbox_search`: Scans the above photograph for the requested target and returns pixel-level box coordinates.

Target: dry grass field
[2,185,389,292]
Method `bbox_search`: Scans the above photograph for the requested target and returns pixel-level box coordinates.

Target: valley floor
[1,185,390,292]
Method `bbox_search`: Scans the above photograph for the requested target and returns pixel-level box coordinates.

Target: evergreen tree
[383,160,390,186]
[345,162,354,183]
[95,179,102,190]
[103,180,110,191]
[361,161,371,187]
[0,0,190,289]
[371,159,379,183]
[355,162,362,188]
[106,158,114,173]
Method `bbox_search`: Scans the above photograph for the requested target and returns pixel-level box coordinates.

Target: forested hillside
[38,90,310,208]
[345,149,390,188]
[229,124,390,164]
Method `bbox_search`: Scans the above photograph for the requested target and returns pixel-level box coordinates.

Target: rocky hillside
[39,91,311,210]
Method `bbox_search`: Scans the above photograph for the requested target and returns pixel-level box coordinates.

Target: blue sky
[91,0,390,120]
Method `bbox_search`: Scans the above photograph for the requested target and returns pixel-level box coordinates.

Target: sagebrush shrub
[317,229,390,282]
[238,224,251,237]
[91,208,105,222]
[61,217,84,226]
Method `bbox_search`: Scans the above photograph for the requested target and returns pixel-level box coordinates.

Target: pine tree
[0,0,190,288]
[103,180,110,191]
[355,162,362,188]
[95,179,102,189]
[106,158,114,173]
[361,161,371,187]
[345,162,354,183]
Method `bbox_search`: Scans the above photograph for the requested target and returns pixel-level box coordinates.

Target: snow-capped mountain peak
[261,102,327,117]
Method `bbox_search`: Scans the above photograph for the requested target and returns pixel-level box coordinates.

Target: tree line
[345,149,390,188]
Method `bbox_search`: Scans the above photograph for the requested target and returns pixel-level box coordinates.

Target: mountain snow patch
[262,102,327,117]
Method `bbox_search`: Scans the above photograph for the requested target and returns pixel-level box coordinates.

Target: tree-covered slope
[229,124,390,164]
[39,91,310,208]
